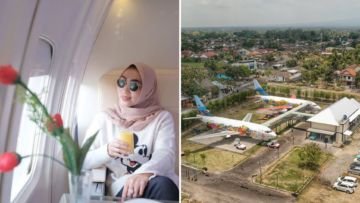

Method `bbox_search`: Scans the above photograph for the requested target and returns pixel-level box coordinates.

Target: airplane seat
[98,66,179,179]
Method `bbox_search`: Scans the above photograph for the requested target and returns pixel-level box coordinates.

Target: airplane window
[10,38,52,201]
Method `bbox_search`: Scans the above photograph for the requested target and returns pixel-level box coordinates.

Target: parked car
[337,176,358,187]
[309,133,318,140]
[348,162,360,175]
[354,157,360,164]
[235,143,246,150]
[267,140,280,148]
[333,181,355,194]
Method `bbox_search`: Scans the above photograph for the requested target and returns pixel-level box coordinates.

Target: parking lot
[299,179,360,203]
[188,134,260,154]
[298,129,360,202]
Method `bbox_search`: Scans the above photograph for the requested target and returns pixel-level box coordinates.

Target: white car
[354,157,360,164]
[267,140,280,148]
[337,176,358,187]
[235,143,246,150]
[333,181,355,194]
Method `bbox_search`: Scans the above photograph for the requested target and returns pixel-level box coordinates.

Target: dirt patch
[298,180,360,203]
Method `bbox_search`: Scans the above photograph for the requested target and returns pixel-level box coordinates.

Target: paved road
[229,124,308,178]
[182,123,310,202]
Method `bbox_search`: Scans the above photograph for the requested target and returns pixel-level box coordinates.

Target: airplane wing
[242,113,253,122]
[258,105,292,111]
[188,130,238,141]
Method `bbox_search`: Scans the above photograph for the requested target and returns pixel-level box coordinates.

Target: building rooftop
[307,97,360,126]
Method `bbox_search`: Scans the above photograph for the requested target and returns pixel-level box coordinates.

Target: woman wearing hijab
[82,63,179,201]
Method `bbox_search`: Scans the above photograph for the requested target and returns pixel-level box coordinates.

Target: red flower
[0,64,19,85]
[46,113,64,133]
[0,152,21,173]
[53,113,63,128]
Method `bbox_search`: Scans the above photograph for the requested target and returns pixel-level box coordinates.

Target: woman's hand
[122,173,153,200]
[107,139,129,158]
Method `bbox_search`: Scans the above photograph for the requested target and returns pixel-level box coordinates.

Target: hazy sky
[182,0,360,27]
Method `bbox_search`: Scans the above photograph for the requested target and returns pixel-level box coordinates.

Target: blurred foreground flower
[0,152,21,172]
[0,64,19,84]
[0,64,98,175]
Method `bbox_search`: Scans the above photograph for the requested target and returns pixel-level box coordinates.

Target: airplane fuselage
[198,115,277,140]
[259,95,321,109]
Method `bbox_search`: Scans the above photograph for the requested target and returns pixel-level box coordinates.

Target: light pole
[258,160,263,184]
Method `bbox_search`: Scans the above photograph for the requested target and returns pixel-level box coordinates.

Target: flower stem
[22,154,67,169]
[17,80,51,119]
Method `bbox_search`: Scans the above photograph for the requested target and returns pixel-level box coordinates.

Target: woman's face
[117,68,142,107]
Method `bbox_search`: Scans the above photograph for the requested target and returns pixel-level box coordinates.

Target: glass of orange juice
[118,130,134,154]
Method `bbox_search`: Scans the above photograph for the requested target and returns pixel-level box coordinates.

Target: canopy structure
[307,128,335,136]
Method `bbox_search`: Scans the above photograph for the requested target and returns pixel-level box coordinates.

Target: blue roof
[216,73,232,80]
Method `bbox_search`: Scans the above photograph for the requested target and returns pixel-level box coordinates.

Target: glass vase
[68,171,92,203]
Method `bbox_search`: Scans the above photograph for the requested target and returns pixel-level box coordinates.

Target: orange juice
[118,131,134,154]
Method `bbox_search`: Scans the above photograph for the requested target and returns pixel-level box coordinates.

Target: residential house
[181,50,192,58]
[200,51,217,60]
[339,67,357,86]
[181,96,194,109]
[236,48,249,57]
[269,69,301,82]
[272,63,284,69]
[231,59,259,70]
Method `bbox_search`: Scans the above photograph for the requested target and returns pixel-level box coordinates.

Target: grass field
[182,62,204,68]
[214,98,266,124]
[257,147,331,192]
[182,139,247,172]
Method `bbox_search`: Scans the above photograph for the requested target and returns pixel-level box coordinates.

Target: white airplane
[253,79,321,110]
[186,96,277,141]
[0,1,179,203]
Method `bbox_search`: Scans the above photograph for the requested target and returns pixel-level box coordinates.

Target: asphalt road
[182,122,310,203]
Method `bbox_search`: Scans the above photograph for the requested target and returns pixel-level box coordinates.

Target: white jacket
[82,110,178,195]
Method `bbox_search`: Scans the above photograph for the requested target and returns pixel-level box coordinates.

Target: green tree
[296,89,301,98]
[286,59,297,68]
[204,60,218,71]
[200,153,206,166]
[225,65,251,79]
[182,65,208,97]
[355,72,360,88]
[324,67,334,84]
[298,143,322,170]
[184,149,191,157]
[265,54,275,62]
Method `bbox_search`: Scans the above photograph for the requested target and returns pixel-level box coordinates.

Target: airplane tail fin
[194,95,212,116]
[253,79,268,96]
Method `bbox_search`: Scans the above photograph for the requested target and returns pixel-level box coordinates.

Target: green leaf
[59,129,81,175]
[78,130,99,169]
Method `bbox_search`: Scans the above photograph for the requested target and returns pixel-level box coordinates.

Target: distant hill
[182,18,360,32]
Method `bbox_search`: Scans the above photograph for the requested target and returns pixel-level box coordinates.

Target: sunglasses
[117,78,142,92]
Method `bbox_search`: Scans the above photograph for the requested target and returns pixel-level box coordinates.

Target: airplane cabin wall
[0,0,112,202]
[0,1,39,202]
[0,0,38,162]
